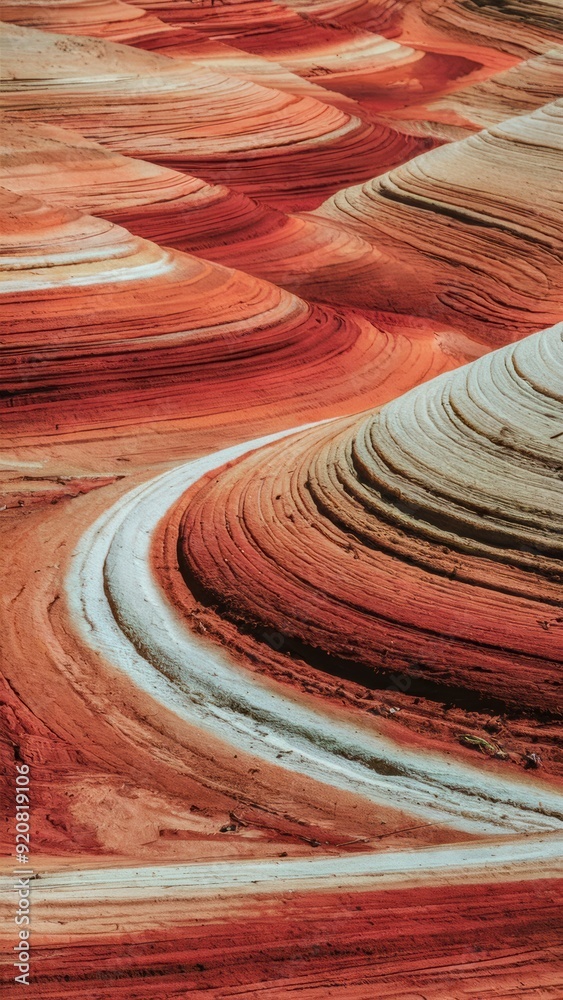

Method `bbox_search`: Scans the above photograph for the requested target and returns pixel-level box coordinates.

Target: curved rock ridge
[397,0,563,59]
[275,0,520,75]
[274,0,406,32]
[72,421,563,833]
[316,100,563,341]
[1,188,466,437]
[435,47,563,128]
[127,0,312,32]
[276,0,519,65]
[0,187,159,281]
[0,24,433,209]
[0,119,404,309]
[137,32,363,113]
[175,324,563,716]
[265,33,479,113]
[258,33,479,114]
[0,0,363,111]
[120,0,488,118]
[130,0,483,112]
[127,0,379,46]
[0,119,218,216]
[0,119,293,257]
[0,0,173,42]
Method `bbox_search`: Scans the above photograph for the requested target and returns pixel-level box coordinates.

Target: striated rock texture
[10,878,563,998]
[424,48,563,130]
[141,0,480,111]
[1,2,563,998]
[0,0,172,42]
[0,119,407,309]
[0,0,343,104]
[176,324,563,716]
[317,100,563,340]
[4,187,466,439]
[0,23,436,210]
[403,0,563,58]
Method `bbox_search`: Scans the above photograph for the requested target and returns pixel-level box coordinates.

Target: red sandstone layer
[316,100,563,340]
[1,2,562,997]
[1,23,437,209]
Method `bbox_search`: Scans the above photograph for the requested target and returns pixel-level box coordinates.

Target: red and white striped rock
[317,100,563,340]
[175,324,563,717]
[0,0,171,42]
[1,187,469,441]
[1,5,562,998]
[0,118,403,309]
[0,23,433,209]
[407,48,563,133]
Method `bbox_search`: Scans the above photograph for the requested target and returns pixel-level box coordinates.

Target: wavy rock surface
[144,35,362,113]
[129,0,488,117]
[1,4,562,998]
[0,23,435,209]
[0,0,362,111]
[1,187,467,440]
[317,100,563,340]
[0,0,172,41]
[79,428,563,835]
[366,0,563,69]
[396,0,563,59]
[0,119,406,309]
[0,119,221,219]
[175,325,563,717]
[271,0,411,32]
[160,1,480,110]
[278,0,529,61]
[413,48,563,132]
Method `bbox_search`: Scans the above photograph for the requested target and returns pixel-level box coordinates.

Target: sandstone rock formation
[403,48,563,133]
[175,324,563,716]
[4,186,465,441]
[317,100,563,339]
[1,23,434,209]
[0,3,562,997]
[0,119,403,308]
